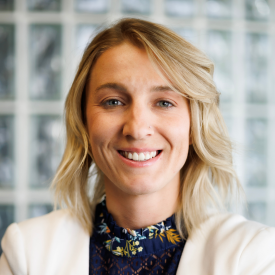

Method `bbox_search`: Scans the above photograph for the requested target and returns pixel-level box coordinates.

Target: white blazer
[0,209,275,275]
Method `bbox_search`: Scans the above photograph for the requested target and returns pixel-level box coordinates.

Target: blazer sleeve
[0,253,13,275]
[238,226,275,275]
[0,223,27,275]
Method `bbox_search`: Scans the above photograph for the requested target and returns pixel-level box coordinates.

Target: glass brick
[206,30,233,102]
[28,204,53,218]
[172,28,196,45]
[27,0,61,11]
[246,119,267,147]
[29,115,62,188]
[246,0,270,21]
[121,0,151,14]
[165,0,194,17]
[245,119,267,187]
[76,24,98,55]
[0,205,14,255]
[245,152,267,186]
[0,0,14,11]
[206,0,232,18]
[75,0,109,13]
[0,116,14,188]
[223,117,233,138]
[0,25,15,100]
[29,24,62,100]
[245,33,268,103]
[247,202,266,224]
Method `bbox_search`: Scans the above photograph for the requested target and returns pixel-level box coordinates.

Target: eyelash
[103,99,123,107]
[102,99,174,108]
[156,100,174,108]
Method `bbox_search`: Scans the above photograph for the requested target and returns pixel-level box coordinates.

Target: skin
[86,42,191,230]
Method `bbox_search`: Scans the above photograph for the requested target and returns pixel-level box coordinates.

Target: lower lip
[117,151,162,168]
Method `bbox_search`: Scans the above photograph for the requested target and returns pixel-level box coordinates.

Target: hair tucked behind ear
[51,18,243,238]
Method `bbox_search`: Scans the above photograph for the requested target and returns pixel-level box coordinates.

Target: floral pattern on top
[94,199,183,258]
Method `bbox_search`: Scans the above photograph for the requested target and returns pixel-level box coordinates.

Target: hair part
[51,18,242,238]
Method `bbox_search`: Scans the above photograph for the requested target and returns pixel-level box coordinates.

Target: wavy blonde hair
[51,18,241,238]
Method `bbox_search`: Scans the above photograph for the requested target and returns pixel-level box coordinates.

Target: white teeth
[138,153,145,161]
[121,151,159,161]
[133,152,139,161]
[145,153,150,160]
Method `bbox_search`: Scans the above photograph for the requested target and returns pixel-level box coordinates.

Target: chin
[119,179,164,196]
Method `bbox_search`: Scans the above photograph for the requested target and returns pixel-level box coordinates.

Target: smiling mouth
[118,150,162,162]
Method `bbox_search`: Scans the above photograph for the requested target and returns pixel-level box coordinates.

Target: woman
[1,18,275,275]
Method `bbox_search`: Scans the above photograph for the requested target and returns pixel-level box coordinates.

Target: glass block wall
[0,0,275,254]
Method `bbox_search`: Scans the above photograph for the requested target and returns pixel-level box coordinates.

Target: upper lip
[117,148,161,153]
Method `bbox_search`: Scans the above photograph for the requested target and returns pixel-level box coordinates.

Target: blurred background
[0,0,275,254]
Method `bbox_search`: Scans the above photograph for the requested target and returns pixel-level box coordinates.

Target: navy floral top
[89,199,186,275]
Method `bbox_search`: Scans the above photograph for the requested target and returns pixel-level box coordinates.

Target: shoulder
[211,213,275,274]
[2,209,82,249]
[200,211,275,242]
[17,208,83,237]
[1,209,89,275]
[178,212,275,275]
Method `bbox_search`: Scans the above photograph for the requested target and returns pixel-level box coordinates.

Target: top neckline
[93,198,184,258]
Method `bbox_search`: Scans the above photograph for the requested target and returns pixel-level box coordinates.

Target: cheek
[165,115,191,165]
[86,110,121,155]
[166,112,190,145]
[86,111,109,151]
[172,127,190,157]
[172,134,190,174]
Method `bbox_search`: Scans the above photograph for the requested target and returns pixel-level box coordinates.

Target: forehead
[89,42,170,89]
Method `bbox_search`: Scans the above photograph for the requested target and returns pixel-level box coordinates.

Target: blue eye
[157,101,173,108]
[104,99,123,106]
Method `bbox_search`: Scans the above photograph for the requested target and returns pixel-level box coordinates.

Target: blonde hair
[51,18,242,238]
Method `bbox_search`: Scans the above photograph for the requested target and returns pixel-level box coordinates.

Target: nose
[122,102,154,140]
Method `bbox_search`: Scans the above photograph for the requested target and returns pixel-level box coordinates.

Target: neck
[104,176,180,230]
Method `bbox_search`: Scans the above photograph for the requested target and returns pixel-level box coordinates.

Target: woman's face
[86,42,191,196]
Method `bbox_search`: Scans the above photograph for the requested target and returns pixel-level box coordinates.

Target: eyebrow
[150,85,175,92]
[95,83,127,93]
[95,82,176,93]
